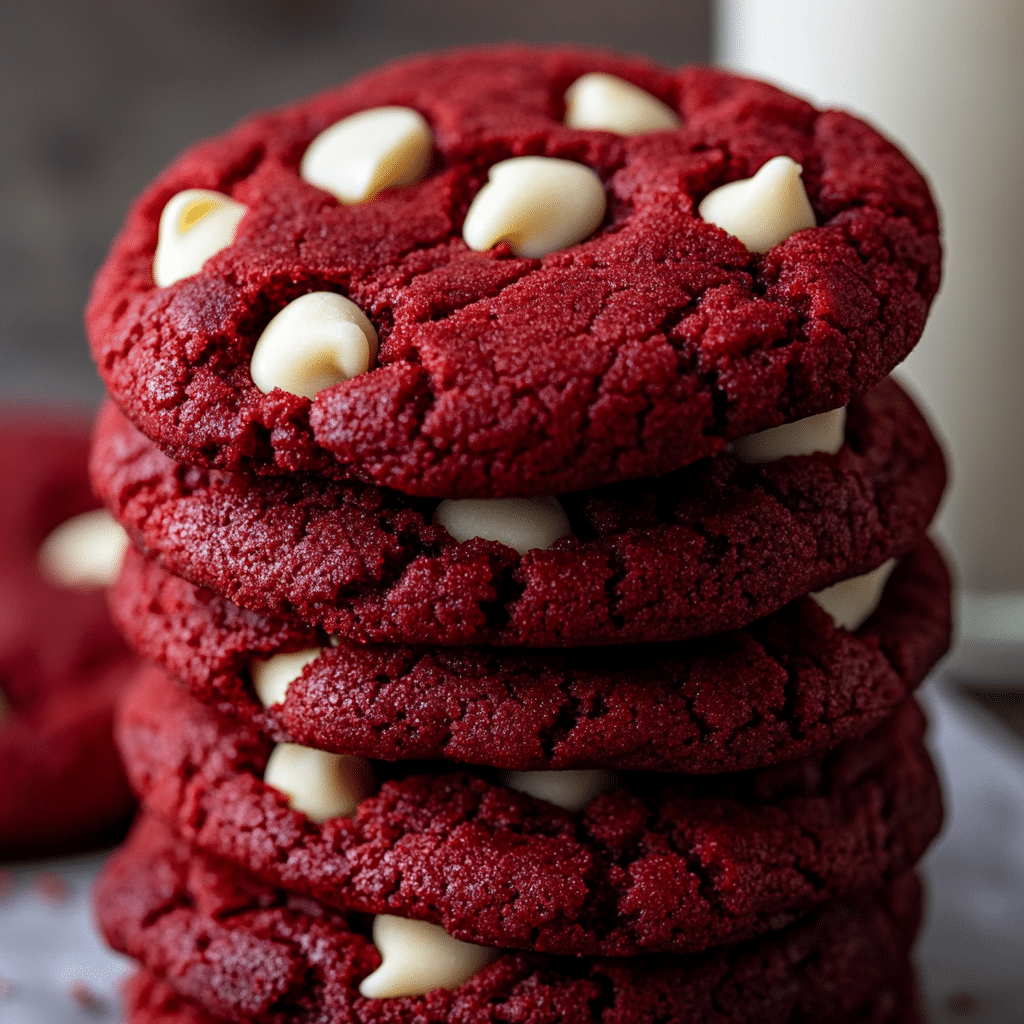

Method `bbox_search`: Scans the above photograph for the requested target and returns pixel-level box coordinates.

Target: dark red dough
[92,378,945,647]
[110,538,951,774]
[117,667,941,956]
[0,414,137,858]
[101,815,924,1024]
[123,970,925,1024]
[123,973,925,1024]
[85,47,941,499]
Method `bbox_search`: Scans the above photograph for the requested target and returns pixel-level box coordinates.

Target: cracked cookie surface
[117,668,941,956]
[92,378,944,647]
[110,539,950,773]
[102,815,923,1024]
[124,971,924,1024]
[86,47,941,499]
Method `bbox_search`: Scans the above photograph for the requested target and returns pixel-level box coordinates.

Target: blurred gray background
[0,0,711,408]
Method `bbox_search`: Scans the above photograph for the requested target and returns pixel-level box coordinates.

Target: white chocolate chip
[249,292,378,400]
[37,510,129,590]
[153,189,247,287]
[359,915,499,999]
[698,155,816,254]
[251,647,323,707]
[462,156,606,259]
[499,769,619,812]
[564,72,680,135]
[811,560,897,632]
[731,407,846,464]
[300,106,433,205]
[263,743,375,824]
[433,497,571,556]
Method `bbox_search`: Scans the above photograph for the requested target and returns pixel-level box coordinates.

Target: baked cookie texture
[124,969,924,1024]
[92,378,945,647]
[102,814,924,1024]
[117,666,940,957]
[83,44,949,1022]
[0,415,137,857]
[123,970,925,1024]
[86,47,941,499]
[110,538,950,773]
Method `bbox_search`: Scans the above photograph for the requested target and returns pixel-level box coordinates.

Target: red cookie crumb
[33,872,71,903]
[69,979,104,1013]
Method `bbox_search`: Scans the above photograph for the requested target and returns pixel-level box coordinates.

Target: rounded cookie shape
[86,46,941,498]
[117,667,940,957]
[110,539,950,773]
[0,414,137,858]
[103,817,923,1024]
[92,378,945,647]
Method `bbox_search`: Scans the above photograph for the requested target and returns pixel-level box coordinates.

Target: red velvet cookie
[110,538,950,774]
[86,47,941,499]
[92,378,944,647]
[0,414,137,858]
[101,814,924,1024]
[117,666,941,957]
[124,970,924,1024]
[123,970,925,1024]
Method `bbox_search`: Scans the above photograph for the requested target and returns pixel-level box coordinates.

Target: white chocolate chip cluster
[257,726,617,998]
[148,73,822,406]
[257,712,615,999]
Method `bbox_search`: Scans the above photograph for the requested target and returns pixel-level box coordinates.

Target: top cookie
[86,47,940,498]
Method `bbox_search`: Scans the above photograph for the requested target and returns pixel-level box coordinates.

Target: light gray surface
[917,678,1024,1023]
[0,852,130,1023]
[1,676,1022,1023]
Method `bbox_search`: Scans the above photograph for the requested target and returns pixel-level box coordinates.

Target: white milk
[717,1,1024,670]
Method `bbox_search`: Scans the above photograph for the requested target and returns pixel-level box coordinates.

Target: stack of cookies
[86,48,951,1023]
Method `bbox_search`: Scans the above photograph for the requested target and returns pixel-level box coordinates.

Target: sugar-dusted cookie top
[87,47,941,497]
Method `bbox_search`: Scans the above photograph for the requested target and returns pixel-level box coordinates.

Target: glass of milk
[716,0,1024,677]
